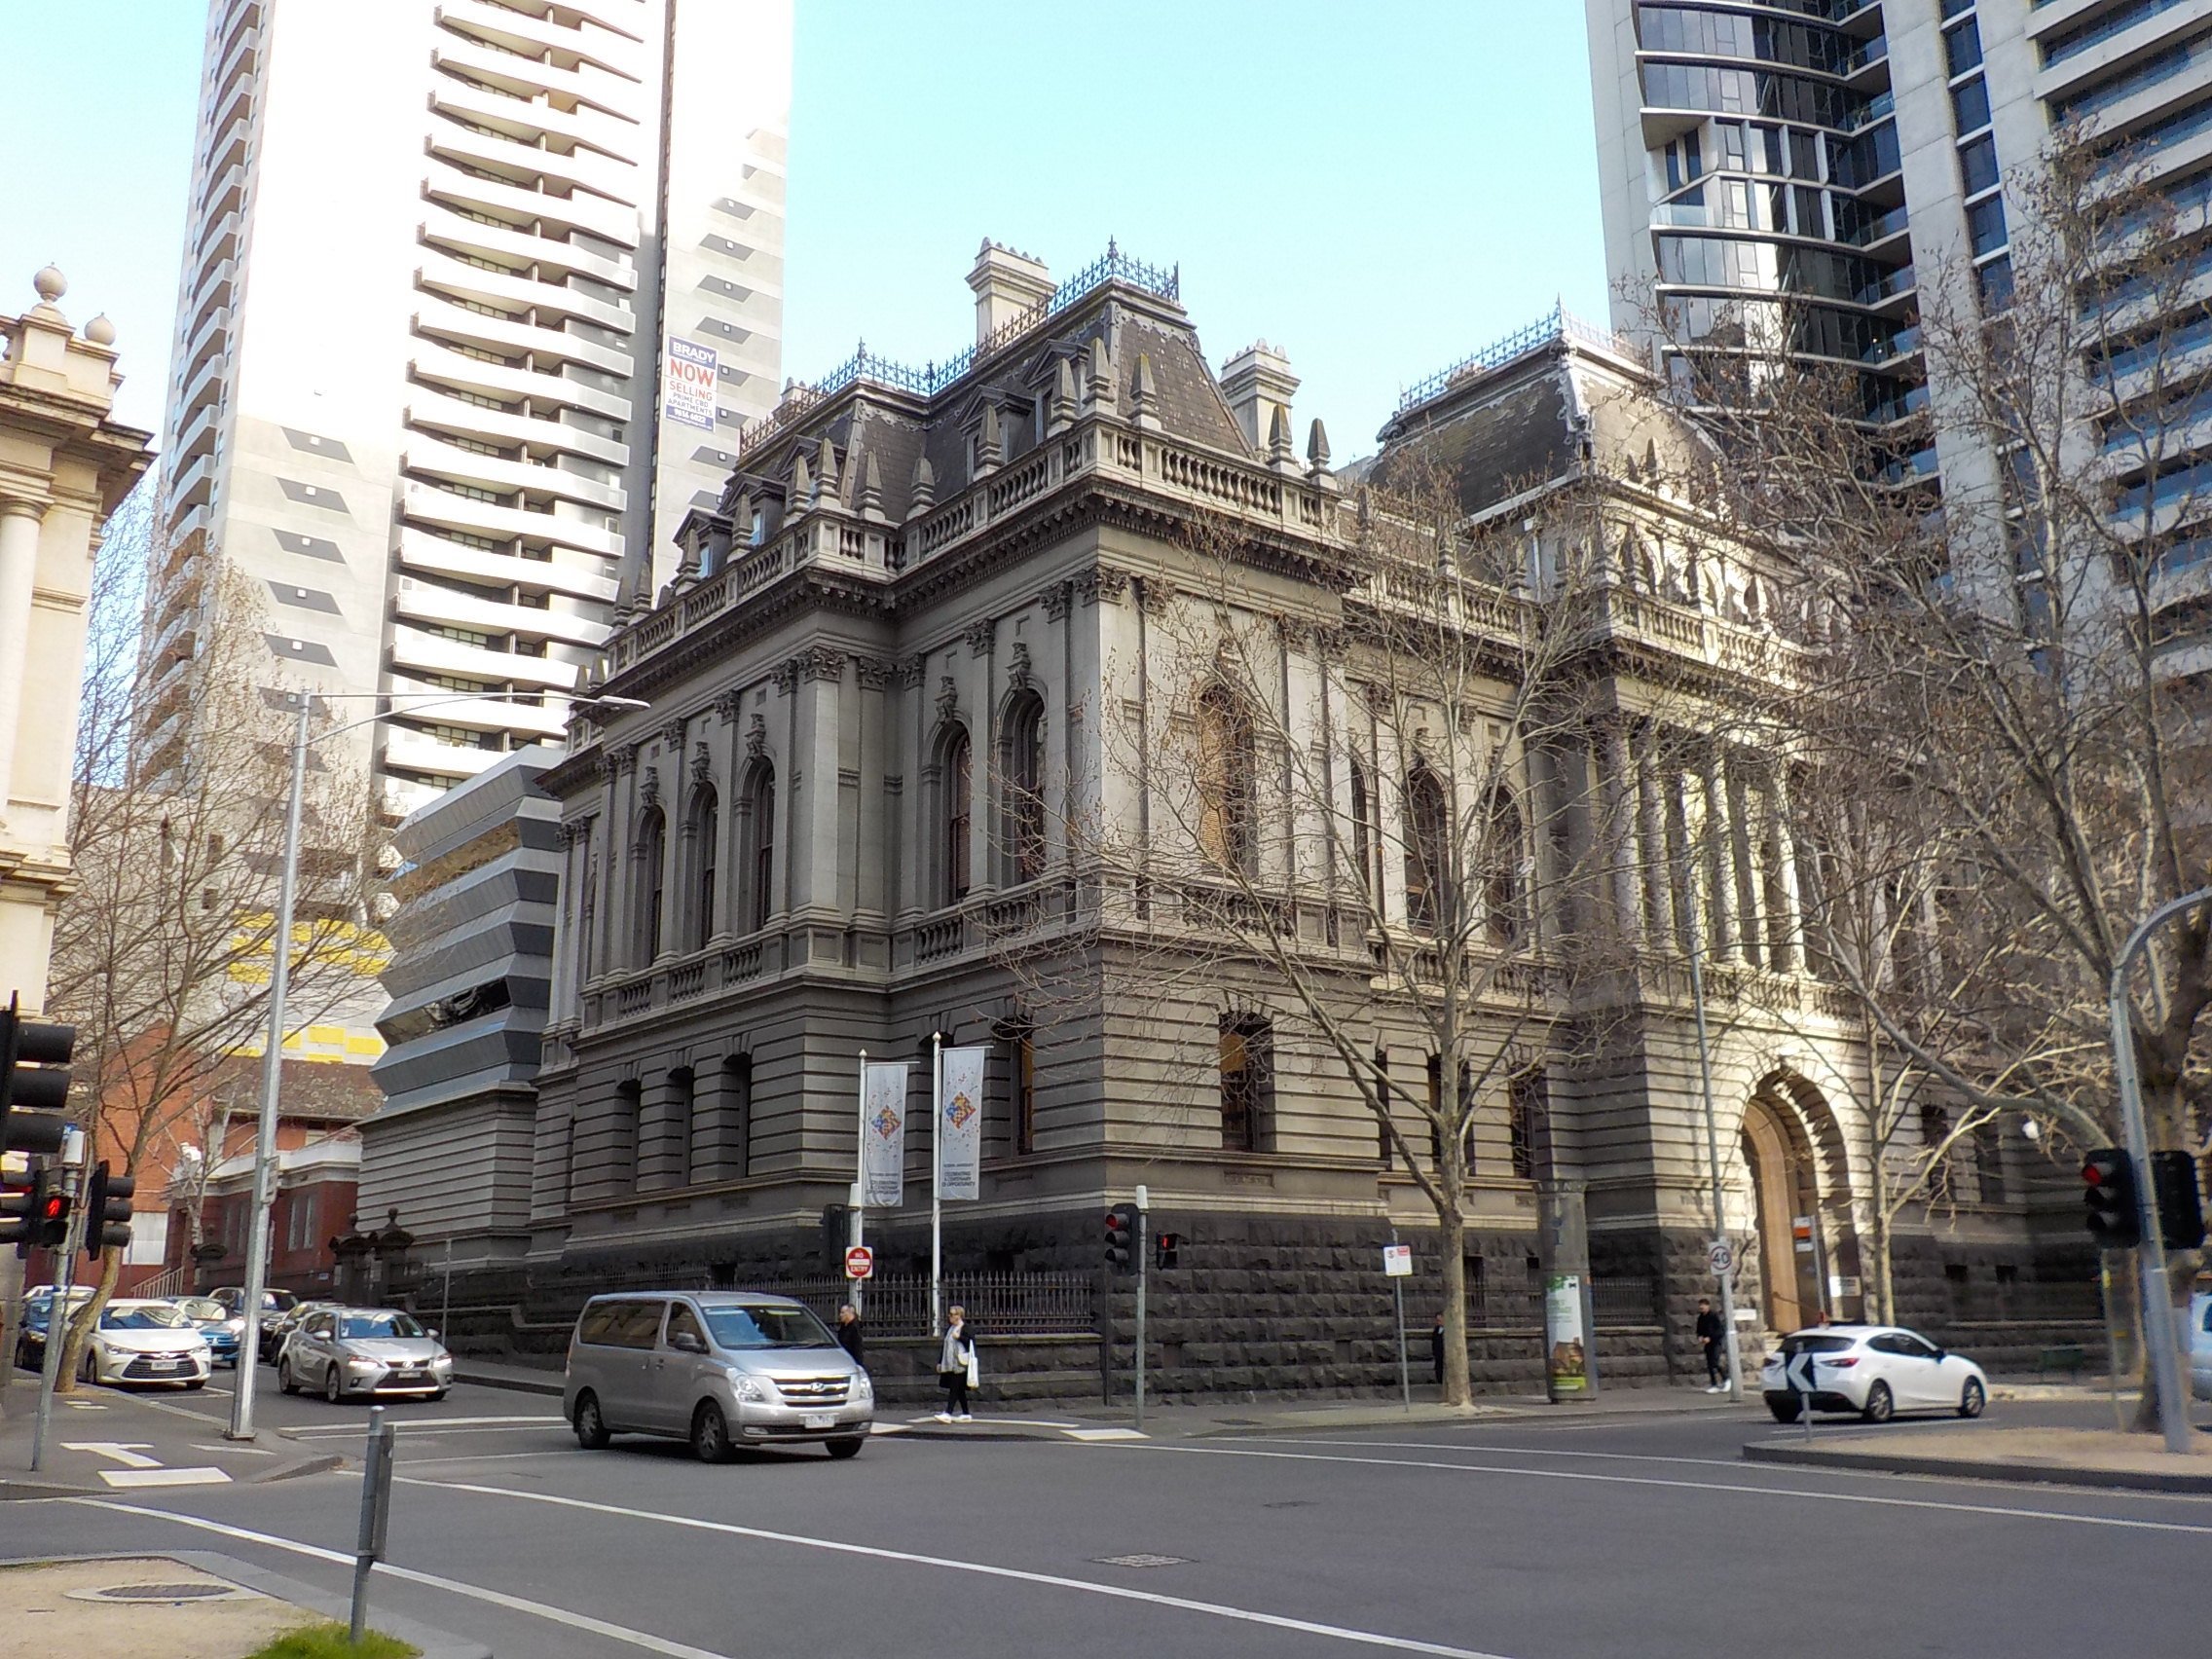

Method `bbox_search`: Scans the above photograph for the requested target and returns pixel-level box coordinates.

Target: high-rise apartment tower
[150,0,791,820]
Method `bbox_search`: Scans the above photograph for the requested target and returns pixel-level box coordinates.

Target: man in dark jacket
[1695,1298,1726,1391]
[1430,1313,1447,1386]
[836,1304,865,1366]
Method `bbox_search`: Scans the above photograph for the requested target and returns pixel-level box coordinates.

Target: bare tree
[1676,136,2211,1428]
[45,537,379,1389]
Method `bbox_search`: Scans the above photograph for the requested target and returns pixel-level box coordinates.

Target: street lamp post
[226,687,645,1441]
[2109,885,2211,1457]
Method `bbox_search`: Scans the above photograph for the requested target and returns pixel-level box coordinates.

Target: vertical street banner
[937,1045,988,1200]
[859,1060,908,1209]
[663,336,719,431]
[1544,1272,1589,1395]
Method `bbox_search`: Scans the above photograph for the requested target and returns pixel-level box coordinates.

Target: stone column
[1767,766,1806,975]
[716,690,745,940]
[1635,728,1671,947]
[1699,753,1744,964]
[0,498,46,817]
[1600,722,1643,946]
[794,647,846,914]
[690,1061,730,1183]
[1730,761,1767,970]
[636,1069,690,1190]
[966,619,995,896]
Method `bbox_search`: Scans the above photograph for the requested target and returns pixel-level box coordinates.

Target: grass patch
[245,1622,420,1659]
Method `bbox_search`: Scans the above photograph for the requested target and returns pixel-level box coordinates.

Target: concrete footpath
[0,1377,339,1498]
[0,1551,488,1659]
[1745,1421,2212,1493]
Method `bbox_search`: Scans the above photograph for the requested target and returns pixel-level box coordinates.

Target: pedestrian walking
[1430,1312,1446,1386]
[1695,1297,1726,1391]
[835,1304,865,1366]
[938,1305,976,1422]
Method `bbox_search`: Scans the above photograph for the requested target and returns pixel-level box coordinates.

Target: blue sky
[2,2,1604,456]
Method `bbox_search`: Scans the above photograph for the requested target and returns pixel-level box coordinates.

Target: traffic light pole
[30,1139,88,1473]
[2109,886,2209,1456]
[1134,1184,1147,1434]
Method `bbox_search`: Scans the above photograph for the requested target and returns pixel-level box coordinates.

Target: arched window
[634,805,666,964]
[741,763,776,933]
[688,787,719,950]
[1347,756,1378,899]
[1403,765,1449,934]
[942,724,973,903]
[1483,789,1524,945]
[1002,693,1046,883]
[1196,686,1256,872]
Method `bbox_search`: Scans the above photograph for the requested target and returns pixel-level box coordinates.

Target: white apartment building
[150,0,791,822]
[1586,0,2212,655]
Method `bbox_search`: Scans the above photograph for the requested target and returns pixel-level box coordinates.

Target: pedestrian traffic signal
[2,1167,69,1258]
[2083,1148,2141,1248]
[1105,1202,1136,1275]
[84,1160,135,1258]
[0,996,73,1158]
[1154,1232,1180,1271]
[2148,1150,2206,1251]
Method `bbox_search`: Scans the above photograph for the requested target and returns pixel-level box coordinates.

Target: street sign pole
[1134,1183,1148,1434]
[1390,1226,1410,1412]
[850,1049,866,1318]
[30,1126,87,1473]
[929,1032,942,1339]
[350,1404,395,1644]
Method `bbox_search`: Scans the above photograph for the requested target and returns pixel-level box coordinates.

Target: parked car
[80,1299,211,1389]
[563,1291,873,1462]
[1760,1324,1987,1423]
[263,1300,342,1369]
[2190,1290,2210,1403]
[166,1295,242,1366]
[14,1285,94,1370]
[208,1286,299,1361]
[278,1306,453,1402]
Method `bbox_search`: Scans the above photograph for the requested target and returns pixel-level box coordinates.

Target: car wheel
[431,1388,449,1403]
[185,1379,205,1391]
[690,1400,731,1463]
[78,1348,97,1385]
[1861,1381,1895,1424]
[278,1357,298,1395]
[826,1436,865,1459]
[1766,1397,1801,1423]
[1959,1378,1986,1419]
[572,1390,609,1450]
[323,1365,344,1405]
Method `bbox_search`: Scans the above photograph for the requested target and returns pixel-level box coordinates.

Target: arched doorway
[1741,1094,1820,1333]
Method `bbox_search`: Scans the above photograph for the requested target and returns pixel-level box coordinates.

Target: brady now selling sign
[663,336,719,431]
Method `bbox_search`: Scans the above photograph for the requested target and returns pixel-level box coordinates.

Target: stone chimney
[1220,341,1299,455]
[967,240,1052,345]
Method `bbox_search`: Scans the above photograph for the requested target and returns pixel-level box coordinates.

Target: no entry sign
[843,1245,874,1280]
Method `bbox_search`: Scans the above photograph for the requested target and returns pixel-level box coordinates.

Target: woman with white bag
[937,1305,977,1422]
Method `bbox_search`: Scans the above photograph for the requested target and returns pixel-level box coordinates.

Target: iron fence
[759,1272,1095,1337]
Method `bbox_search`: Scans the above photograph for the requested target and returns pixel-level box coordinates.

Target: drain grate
[85,1583,244,1604]
[1262,1499,1315,1509]
[1092,1553,1193,1569]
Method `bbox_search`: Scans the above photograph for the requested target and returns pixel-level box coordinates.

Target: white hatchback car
[81,1299,212,1390]
[1760,1324,1987,1424]
[2190,1291,2210,1402]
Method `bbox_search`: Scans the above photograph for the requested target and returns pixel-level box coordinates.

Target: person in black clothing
[835,1305,865,1366]
[1695,1298,1726,1391]
[1430,1313,1447,1386]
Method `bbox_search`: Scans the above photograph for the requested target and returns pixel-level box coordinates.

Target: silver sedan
[277,1306,455,1403]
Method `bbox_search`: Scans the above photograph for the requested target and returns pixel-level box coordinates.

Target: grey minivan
[562,1291,873,1461]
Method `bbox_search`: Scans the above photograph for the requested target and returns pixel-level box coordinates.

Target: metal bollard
[350,1405,396,1643]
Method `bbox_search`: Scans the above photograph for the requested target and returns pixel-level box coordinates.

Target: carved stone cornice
[965,617,996,658]
[853,653,894,690]
[772,658,801,694]
[903,651,930,689]
[1041,581,1072,621]
[713,689,744,723]
[798,645,846,682]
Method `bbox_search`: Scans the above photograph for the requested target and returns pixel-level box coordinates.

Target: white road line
[1064,1427,1149,1442]
[1110,1442,2212,1535]
[396,1450,581,1467]
[1251,1437,1756,1472]
[400,1476,1519,1658]
[67,1499,738,1659]
[61,1440,162,1468]
[99,1467,232,1489]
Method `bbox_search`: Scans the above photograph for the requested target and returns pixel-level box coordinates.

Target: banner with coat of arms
[859,1060,908,1208]
[937,1045,988,1200]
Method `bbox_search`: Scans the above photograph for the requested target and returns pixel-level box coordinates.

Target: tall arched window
[942,725,973,903]
[1196,686,1255,873]
[688,787,719,950]
[1403,765,1449,934]
[1002,693,1046,882]
[634,806,666,964]
[741,762,776,933]
[1483,789,1524,944]
[1348,756,1378,899]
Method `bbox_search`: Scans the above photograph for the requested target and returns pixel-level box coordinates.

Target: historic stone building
[414,245,2088,1394]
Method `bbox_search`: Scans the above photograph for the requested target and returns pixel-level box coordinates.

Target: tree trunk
[1437,1201,1472,1408]
[53,1250,124,1397]
[2127,1247,2200,1436]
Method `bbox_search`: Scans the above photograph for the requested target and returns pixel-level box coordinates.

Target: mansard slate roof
[1370,306,1719,520]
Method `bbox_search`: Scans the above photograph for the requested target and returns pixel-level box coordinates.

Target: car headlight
[852,1373,872,1400]
[726,1371,767,1402]
[346,1356,380,1371]
[431,1353,454,1370]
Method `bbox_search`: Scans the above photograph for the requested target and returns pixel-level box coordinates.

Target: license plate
[150,1359,179,1370]
[395,1372,424,1382]
[804,1413,834,1430]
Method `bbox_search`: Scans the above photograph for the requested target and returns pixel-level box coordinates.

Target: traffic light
[1,1171,43,1256]
[0,996,74,1157]
[1154,1232,1180,1271]
[1104,1202,1136,1275]
[2149,1150,2206,1251]
[2083,1147,2141,1248]
[84,1160,135,1258]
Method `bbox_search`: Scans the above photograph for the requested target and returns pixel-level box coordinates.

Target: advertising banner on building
[1544,1272,1589,1396]
[859,1060,908,1209]
[663,336,719,431]
[937,1045,988,1201]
